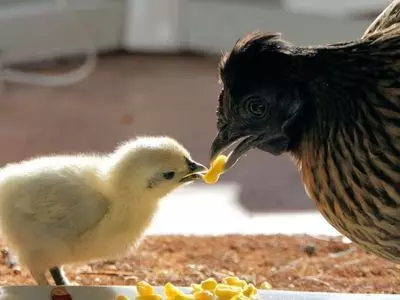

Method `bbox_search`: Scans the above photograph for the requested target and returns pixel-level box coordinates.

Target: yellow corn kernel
[242,284,257,298]
[136,281,154,296]
[164,283,186,299]
[215,286,241,300]
[193,290,214,300]
[231,294,250,300]
[222,276,240,285]
[215,284,241,291]
[231,294,249,300]
[174,295,195,300]
[222,278,247,289]
[116,296,130,300]
[259,281,272,290]
[236,280,248,289]
[200,278,218,291]
[137,284,153,297]
[190,283,202,293]
[203,155,227,184]
[135,295,162,300]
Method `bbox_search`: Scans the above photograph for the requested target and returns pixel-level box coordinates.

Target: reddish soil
[1,235,398,294]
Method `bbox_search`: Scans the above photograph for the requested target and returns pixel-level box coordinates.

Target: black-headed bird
[210,1,400,262]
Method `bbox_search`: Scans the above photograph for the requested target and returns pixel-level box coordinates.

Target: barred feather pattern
[292,26,400,262]
[363,0,400,38]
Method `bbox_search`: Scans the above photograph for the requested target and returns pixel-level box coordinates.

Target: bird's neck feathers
[288,32,400,159]
[272,30,400,245]
[288,30,400,188]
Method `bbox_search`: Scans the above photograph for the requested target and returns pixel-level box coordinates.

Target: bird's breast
[297,141,400,262]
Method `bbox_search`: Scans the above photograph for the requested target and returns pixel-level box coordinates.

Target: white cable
[2,54,96,86]
[1,0,97,87]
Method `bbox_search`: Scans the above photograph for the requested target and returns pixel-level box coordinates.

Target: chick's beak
[188,160,207,174]
[210,131,257,171]
[180,159,207,182]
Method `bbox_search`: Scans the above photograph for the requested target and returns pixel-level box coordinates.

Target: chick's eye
[241,96,269,119]
[163,172,175,180]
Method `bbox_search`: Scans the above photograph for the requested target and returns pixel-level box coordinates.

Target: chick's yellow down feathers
[0,136,205,285]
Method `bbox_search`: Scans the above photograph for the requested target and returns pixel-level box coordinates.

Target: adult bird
[209,0,400,262]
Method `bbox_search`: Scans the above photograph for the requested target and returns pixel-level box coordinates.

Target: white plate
[0,286,397,300]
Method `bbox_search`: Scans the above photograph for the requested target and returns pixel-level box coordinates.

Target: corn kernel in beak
[203,155,227,184]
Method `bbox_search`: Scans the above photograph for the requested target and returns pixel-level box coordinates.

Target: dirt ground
[1,235,399,294]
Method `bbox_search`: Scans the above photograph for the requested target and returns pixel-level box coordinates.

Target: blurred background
[0,0,391,235]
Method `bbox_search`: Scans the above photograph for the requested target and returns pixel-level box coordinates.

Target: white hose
[2,54,96,86]
[1,0,97,87]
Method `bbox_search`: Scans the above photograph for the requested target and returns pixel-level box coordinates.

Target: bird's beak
[210,131,258,171]
[180,160,208,182]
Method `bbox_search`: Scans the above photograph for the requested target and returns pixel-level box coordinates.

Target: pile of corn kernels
[116,276,272,300]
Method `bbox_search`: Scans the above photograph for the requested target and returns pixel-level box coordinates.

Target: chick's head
[108,136,207,198]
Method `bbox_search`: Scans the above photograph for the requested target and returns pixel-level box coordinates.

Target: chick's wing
[0,167,109,239]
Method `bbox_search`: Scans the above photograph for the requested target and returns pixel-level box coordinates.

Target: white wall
[0,0,389,63]
[123,0,385,54]
[184,1,373,54]
[0,0,124,64]
[283,0,390,17]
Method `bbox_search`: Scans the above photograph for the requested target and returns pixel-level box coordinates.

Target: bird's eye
[242,96,269,119]
[163,172,175,180]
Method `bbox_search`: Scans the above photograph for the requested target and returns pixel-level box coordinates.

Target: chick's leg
[50,266,70,286]
[30,269,50,285]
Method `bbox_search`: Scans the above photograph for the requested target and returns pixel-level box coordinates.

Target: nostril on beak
[188,162,197,172]
[187,159,207,173]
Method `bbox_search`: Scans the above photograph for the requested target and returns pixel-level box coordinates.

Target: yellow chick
[0,136,206,285]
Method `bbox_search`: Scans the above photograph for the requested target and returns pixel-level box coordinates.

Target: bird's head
[108,136,207,198]
[210,31,313,170]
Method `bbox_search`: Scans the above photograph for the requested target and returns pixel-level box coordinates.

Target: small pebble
[104,264,118,271]
[303,245,317,256]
